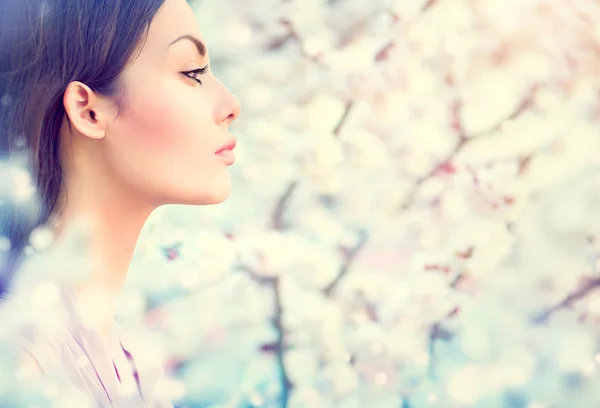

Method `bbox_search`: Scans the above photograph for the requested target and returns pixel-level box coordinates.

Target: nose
[221,94,241,126]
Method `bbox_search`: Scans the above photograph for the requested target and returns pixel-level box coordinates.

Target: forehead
[143,0,205,50]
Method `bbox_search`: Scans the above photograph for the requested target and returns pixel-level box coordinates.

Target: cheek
[124,84,201,151]
[105,79,224,198]
[111,79,221,177]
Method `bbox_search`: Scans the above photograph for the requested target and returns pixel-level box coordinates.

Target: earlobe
[63,81,107,140]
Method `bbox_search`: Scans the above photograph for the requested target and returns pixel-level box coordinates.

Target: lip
[215,137,237,165]
[215,138,237,154]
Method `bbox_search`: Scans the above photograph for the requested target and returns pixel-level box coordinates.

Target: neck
[51,188,155,341]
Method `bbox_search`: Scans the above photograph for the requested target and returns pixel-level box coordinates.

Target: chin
[175,181,232,206]
[153,173,232,206]
[169,190,229,206]
[199,189,231,205]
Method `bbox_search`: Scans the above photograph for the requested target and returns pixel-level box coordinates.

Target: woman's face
[99,0,240,207]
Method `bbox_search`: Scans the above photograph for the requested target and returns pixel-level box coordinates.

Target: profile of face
[62,0,241,209]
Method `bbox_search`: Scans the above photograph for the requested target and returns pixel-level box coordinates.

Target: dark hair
[0,0,165,295]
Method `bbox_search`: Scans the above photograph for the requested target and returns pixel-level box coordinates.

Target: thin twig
[271,181,298,231]
[322,229,369,296]
[422,0,441,12]
[278,18,326,64]
[333,100,355,137]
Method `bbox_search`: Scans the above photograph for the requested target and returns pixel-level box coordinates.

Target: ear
[63,81,110,140]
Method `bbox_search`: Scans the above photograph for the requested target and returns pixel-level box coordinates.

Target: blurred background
[109,0,600,407]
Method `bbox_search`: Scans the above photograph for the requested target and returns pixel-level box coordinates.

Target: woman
[0,0,241,405]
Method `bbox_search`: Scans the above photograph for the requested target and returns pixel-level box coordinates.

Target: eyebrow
[168,34,206,57]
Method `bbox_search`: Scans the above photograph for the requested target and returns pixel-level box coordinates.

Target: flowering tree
[3,0,600,407]
[120,0,600,406]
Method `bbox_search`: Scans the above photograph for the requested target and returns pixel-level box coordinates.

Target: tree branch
[533,276,600,324]
[398,85,538,212]
[272,276,293,407]
[427,307,458,378]
[239,267,293,407]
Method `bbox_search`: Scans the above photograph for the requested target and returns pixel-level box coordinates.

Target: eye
[181,64,209,86]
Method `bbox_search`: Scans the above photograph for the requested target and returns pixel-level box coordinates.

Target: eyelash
[181,64,209,85]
